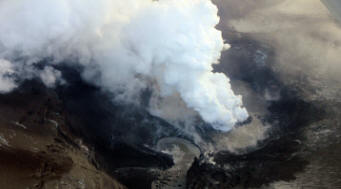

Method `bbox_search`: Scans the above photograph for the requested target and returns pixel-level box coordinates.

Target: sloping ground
[186,52,341,188]
[0,80,126,189]
[186,32,341,189]
[185,0,341,187]
[57,67,176,189]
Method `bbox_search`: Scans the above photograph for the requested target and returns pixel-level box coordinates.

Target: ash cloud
[0,0,248,131]
[214,0,341,102]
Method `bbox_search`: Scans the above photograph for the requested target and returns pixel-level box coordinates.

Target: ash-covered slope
[0,80,126,189]
[185,0,341,187]
[57,67,177,189]
[186,32,341,189]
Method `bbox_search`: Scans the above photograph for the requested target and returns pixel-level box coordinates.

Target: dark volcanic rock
[0,80,126,189]
[187,32,326,189]
[56,66,176,188]
[187,157,239,189]
[187,136,309,189]
[113,168,160,189]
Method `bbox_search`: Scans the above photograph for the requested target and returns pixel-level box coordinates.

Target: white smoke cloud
[39,66,63,87]
[0,0,248,131]
[0,59,17,93]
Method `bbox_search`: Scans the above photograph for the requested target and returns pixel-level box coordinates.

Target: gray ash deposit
[186,1,341,188]
[186,34,323,188]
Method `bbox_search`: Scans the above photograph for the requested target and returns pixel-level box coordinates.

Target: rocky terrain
[0,80,126,189]
[186,38,341,187]
[185,1,341,188]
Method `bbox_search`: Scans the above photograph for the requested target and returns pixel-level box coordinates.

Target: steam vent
[0,0,341,188]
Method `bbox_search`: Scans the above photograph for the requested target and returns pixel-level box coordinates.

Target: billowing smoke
[0,59,16,93]
[0,0,248,131]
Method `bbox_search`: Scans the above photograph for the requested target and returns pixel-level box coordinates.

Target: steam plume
[0,0,248,131]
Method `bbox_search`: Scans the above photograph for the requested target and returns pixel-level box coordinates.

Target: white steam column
[0,0,248,131]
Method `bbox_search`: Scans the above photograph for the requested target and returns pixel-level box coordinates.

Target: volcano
[1,0,341,189]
